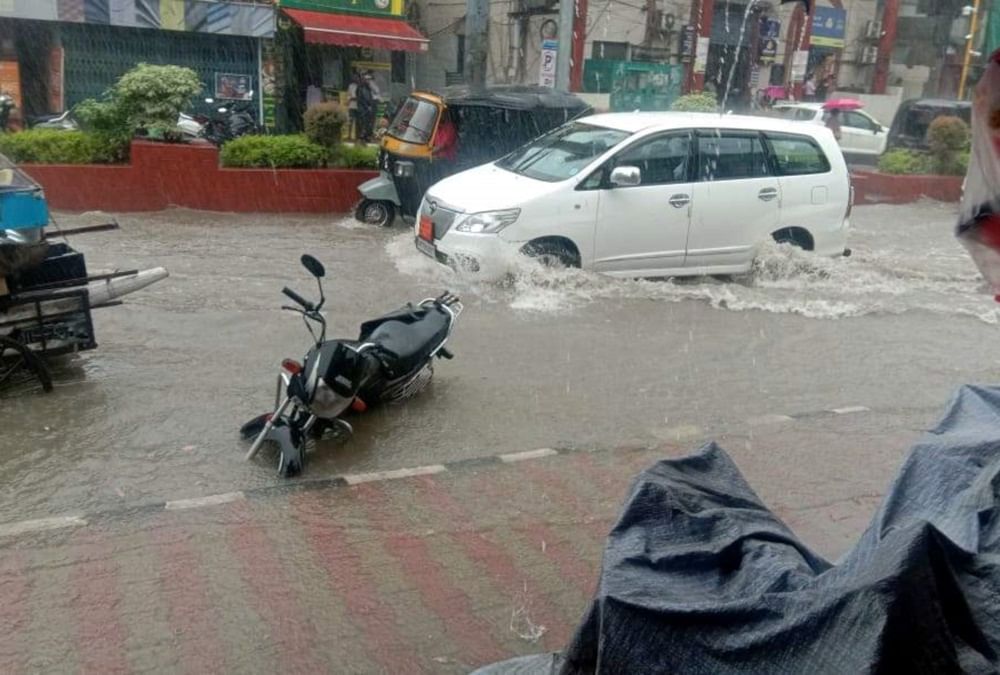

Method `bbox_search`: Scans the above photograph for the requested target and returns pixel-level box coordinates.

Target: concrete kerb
[0,403,890,539]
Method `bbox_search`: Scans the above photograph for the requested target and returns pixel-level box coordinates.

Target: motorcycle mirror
[205,97,214,104]
[301,254,325,278]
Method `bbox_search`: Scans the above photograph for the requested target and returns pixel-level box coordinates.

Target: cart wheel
[0,337,53,393]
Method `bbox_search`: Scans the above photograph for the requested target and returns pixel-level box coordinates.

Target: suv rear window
[763,133,831,176]
[696,132,770,181]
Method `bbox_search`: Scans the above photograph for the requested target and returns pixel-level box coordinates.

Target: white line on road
[747,414,794,427]
[344,465,448,485]
[165,491,245,511]
[499,448,558,463]
[830,406,871,415]
[0,515,87,538]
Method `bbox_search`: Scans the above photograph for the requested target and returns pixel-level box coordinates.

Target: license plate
[418,215,434,242]
[415,236,436,258]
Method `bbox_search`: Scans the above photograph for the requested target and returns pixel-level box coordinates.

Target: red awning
[284,8,429,53]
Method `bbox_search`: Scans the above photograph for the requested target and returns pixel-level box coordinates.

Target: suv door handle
[668,194,690,208]
[758,188,779,202]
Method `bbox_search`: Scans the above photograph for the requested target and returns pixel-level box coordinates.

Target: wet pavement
[0,409,928,673]
[0,201,998,671]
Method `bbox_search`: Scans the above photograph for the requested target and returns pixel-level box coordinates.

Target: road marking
[165,492,245,511]
[0,515,87,538]
[344,465,447,485]
[830,406,870,415]
[498,448,558,463]
[747,414,794,426]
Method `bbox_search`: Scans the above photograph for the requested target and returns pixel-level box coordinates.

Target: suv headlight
[454,209,520,234]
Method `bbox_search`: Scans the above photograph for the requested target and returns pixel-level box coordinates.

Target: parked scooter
[200,97,257,146]
[27,110,77,130]
[241,254,462,477]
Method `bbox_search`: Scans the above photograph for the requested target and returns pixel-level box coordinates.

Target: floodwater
[2,201,998,522]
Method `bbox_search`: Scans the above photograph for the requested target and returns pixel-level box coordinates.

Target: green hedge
[220,135,379,169]
[220,134,330,168]
[0,129,127,164]
[670,93,718,113]
[333,143,378,169]
[878,148,968,176]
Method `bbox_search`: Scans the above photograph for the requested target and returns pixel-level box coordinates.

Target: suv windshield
[496,122,630,182]
[387,97,440,144]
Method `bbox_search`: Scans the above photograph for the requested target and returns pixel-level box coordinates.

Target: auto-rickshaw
[355,86,590,226]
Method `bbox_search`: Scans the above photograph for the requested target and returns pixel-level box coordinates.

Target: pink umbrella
[822,98,864,111]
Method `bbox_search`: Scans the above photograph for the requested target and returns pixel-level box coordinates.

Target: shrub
[334,143,379,169]
[115,63,202,138]
[670,92,718,113]
[220,134,330,168]
[304,103,347,149]
[877,149,930,175]
[926,116,970,176]
[0,129,126,164]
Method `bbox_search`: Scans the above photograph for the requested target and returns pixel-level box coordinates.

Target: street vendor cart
[0,154,167,392]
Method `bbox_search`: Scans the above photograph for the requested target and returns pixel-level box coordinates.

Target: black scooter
[241,254,462,477]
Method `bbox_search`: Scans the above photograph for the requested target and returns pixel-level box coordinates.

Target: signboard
[759,17,780,40]
[811,6,847,48]
[694,36,710,74]
[216,73,253,101]
[539,39,558,88]
[679,25,697,63]
[280,0,404,18]
[759,38,778,63]
[791,49,809,82]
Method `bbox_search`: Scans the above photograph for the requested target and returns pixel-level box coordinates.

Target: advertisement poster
[539,39,558,88]
[694,36,710,74]
[791,49,809,82]
[679,25,696,63]
[215,73,253,101]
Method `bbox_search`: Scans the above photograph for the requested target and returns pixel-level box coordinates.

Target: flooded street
[1,201,998,522]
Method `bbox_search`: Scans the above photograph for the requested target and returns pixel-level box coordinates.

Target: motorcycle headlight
[311,378,351,419]
[454,209,520,234]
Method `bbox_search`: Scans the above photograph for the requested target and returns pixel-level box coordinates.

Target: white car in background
[415,112,852,279]
[772,103,889,159]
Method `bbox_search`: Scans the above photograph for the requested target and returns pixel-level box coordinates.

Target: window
[496,122,630,183]
[842,111,876,131]
[696,132,771,181]
[612,133,691,186]
[764,133,831,175]
[592,41,629,61]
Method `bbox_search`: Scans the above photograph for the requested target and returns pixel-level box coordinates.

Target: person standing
[347,71,360,140]
[356,72,376,142]
[803,75,817,102]
[825,108,842,140]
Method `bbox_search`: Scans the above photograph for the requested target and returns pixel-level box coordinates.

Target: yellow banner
[160,0,184,30]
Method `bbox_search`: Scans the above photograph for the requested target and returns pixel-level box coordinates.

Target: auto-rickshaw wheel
[356,199,396,228]
[0,336,53,393]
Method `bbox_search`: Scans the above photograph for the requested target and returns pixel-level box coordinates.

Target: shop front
[808,6,846,96]
[0,1,274,128]
[273,0,428,135]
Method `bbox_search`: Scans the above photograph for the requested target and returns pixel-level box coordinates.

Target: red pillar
[685,0,715,92]
[872,0,899,94]
[782,4,812,99]
[569,0,588,91]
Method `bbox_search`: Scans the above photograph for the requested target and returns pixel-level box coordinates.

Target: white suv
[415,112,852,278]
[772,103,888,158]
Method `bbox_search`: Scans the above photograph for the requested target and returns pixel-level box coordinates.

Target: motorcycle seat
[368,308,449,377]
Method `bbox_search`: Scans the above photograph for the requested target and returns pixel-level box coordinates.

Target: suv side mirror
[609,165,642,188]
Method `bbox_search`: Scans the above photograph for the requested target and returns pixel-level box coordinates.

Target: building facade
[0,0,274,126]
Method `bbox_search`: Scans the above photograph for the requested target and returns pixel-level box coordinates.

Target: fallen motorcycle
[241,254,462,477]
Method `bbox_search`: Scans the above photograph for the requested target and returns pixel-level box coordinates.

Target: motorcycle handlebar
[282,286,313,311]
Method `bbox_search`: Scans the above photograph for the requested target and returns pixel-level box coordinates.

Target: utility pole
[959,0,983,99]
[556,0,574,90]
[465,0,490,87]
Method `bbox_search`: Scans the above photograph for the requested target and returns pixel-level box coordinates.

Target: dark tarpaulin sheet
[476,385,1000,675]
[441,86,591,113]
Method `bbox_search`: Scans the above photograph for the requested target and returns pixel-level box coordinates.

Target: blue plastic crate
[0,189,49,231]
